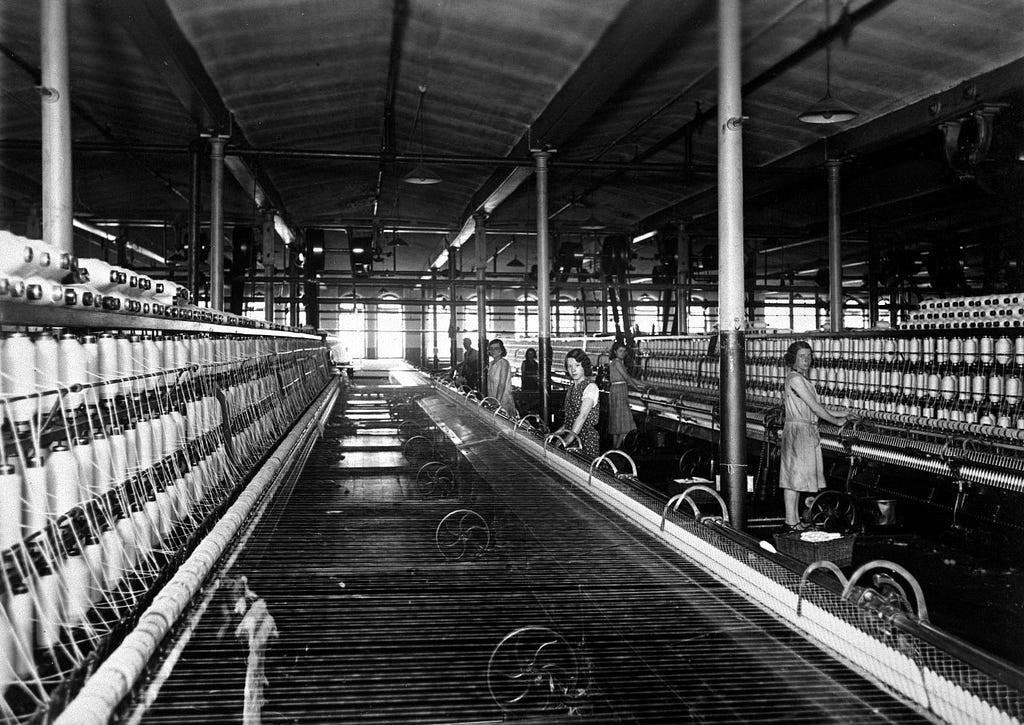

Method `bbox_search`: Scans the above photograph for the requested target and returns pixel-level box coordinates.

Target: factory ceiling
[1,0,1023,299]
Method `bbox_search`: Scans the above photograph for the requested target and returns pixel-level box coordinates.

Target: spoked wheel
[487,626,586,714]
[806,490,858,533]
[435,509,490,560]
[397,420,422,442]
[677,447,710,478]
[402,435,434,463]
[416,462,458,497]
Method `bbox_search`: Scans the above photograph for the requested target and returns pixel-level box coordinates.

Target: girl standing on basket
[554,348,600,458]
[780,341,849,532]
[607,341,652,449]
[486,339,518,418]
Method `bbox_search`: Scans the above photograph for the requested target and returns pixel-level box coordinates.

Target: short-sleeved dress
[779,370,826,492]
[487,357,518,417]
[563,379,600,458]
[607,358,637,436]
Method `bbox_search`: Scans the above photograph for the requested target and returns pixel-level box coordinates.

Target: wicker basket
[772,531,856,568]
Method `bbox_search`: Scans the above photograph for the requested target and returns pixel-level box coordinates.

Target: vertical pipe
[474,213,488,394]
[534,150,553,427]
[187,140,202,301]
[868,235,879,327]
[448,243,458,377]
[262,212,276,323]
[209,137,226,311]
[677,224,689,334]
[717,0,747,530]
[827,159,843,332]
[40,0,73,255]
[431,277,439,370]
[288,251,299,327]
[420,284,428,368]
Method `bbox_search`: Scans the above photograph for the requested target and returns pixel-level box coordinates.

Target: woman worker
[520,347,539,391]
[553,348,600,458]
[780,340,850,532]
[606,341,652,449]
[486,339,518,417]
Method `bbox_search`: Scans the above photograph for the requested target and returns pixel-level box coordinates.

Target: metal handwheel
[486,626,586,714]
[435,509,490,560]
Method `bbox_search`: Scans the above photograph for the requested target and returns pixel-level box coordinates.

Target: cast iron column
[209,136,226,310]
[474,212,488,394]
[827,159,843,332]
[717,0,748,529]
[448,242,458,378]
[533,149,553,427]
[40,0,73,256]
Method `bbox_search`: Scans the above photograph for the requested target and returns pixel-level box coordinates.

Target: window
[515,294,537,337]
[377,295,404,357]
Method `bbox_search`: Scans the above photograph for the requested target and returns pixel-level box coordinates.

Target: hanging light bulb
[404,86,443,185]
[799,0,858,125]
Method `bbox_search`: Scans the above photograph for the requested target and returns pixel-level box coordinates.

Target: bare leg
[783,489,801,526]
[611,434,624,449]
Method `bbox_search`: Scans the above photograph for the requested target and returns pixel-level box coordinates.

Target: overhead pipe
[448,239,458,376]
[827,159,843,332]
[39,0,73,256]
[717,0,748,530]
[209,137,226,310]
[534,150,553,427]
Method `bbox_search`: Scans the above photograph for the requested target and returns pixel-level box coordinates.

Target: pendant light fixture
[799,0,858,125]
[404,85,443,185]
[506,235,525,268]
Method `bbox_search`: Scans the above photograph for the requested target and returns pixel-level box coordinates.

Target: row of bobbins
[0,329,330,706]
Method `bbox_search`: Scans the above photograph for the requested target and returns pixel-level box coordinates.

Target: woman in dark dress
[520,347,539,391]
[553,348,600,458]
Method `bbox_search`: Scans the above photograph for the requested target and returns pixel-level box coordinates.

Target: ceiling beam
[436,0,704,270]
[105,0,295,231]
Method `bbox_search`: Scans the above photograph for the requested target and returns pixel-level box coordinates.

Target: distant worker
[486,339,517,417]
[606,341,652,449]
[457,337,479,389]
[779,340,851,532]
[553,348,600,458]
[520,347,539,391]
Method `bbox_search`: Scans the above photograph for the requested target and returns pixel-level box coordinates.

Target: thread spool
[1006,377,1021,405]
[97,333,119,404]
[116,334,134,398]
[936,337,948,363]
[979,336,994,364]
[971,374,986,403]
[989,374,1004,405]
[995,336,1012,365]
[949,337,962,365]
[35,332,60,415]
[963,336,978,365]
[0,463,22,685]
[927,373,940,399]
[3,332,37,432]
[901,372,915,397]
[58,333,86,412]
[130,335,145,397]
[940,375,957,401]
[1015,337,1024,366]
[142,335,160,392]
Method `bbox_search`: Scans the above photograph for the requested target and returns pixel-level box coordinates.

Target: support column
[474,213,489,394]
[40,0,73,255]
[717,0,748,530]
[187,140,202,301]
[261,212,276,323]
[827,159,843,332]
[209,136,226,310]
[867,233,879,327]
[533,149,553,427]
